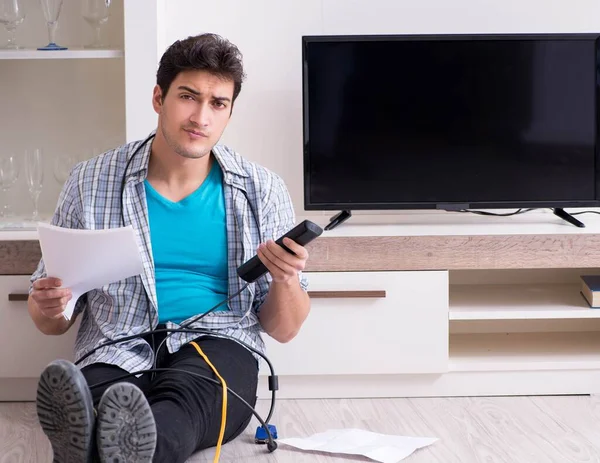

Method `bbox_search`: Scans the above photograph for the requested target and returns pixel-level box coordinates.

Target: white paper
[278,428,438,463]
[36,223,144,320]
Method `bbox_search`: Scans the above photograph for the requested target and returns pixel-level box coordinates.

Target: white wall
[154,0,600,215]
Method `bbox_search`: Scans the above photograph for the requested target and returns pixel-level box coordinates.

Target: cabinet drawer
[262,271,449,376]
[0,275,79,379]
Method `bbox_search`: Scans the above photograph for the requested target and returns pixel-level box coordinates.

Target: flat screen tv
[302,33,600,221]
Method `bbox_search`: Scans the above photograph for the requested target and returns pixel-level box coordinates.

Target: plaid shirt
[30,131,308,373]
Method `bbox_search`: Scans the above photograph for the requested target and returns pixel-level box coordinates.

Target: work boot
[96,382,157,462]
[36,359,96,462]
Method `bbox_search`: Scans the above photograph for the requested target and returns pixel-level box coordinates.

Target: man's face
[152,69,235,159]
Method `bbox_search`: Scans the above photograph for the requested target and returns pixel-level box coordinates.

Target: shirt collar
[124,131,154,182]
[212,145,249,180]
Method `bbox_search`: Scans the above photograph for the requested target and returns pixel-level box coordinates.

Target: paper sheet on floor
[37,223,144,320]
[278,428,438,463]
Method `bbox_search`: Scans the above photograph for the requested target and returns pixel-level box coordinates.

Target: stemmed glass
[38,0,67,51]
[0,154,19,217]
[82,0,110,49]
[53,154,74,185]
[0,0,26,50]
[25,149,44,221]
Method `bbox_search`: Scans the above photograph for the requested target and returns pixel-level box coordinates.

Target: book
[580,275,600,308]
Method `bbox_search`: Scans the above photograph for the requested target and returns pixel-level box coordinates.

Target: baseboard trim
[257,370,600,399]
[5,370,598,403]
[0,378,37,402]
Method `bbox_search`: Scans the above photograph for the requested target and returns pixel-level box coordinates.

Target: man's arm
[29,163,84,335]
[257,237,310,343]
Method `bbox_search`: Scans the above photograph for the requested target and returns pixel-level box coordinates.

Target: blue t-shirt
[145,162,228,324]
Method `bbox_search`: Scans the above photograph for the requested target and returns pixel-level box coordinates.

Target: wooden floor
[2,395,600,462]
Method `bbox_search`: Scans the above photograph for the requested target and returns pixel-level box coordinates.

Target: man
[28,33,311,463]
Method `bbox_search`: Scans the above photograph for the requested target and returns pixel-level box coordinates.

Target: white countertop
[0,215,51,240]
[2,209,600,241]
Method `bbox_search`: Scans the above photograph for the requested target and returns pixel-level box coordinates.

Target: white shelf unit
[449,331,600,372]
[0,1,170,402]
[449,282,598,320]
[261,265,600,399]
[0,48,124,60]
[0,0,126,217]
[447,267,600,381]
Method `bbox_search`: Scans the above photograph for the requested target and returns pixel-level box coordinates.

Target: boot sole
[36,359,95,463]
[96,382,156,463]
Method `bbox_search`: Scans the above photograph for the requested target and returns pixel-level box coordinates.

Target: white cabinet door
[261,271,448,376]
[0,275,79,379]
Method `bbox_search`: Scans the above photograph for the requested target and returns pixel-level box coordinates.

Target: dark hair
[156,33,245,103]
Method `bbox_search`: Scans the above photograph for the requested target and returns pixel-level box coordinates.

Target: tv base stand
[553,208,585,228]
[324,210,352,231]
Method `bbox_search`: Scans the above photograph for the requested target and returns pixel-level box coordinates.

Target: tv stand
[4,213,600,401]
[553,208,585,228]
[324,210,352,231]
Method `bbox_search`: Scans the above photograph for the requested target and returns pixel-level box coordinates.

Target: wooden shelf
[304,232,600,273]
[449,331,600,372]
[0,48,124,60]
[449,283,599,320]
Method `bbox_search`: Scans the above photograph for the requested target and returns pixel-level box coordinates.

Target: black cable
[119,133,158,360]
[74,285,276,425]
[458,208,600,217]
[182,328,277,424]
[75,324,278,434]
[456,208,600,217]
[571,210,600,215]
[74,325,271,372]
[88,367,278,453]
[146,301,156,358]
[78,326,278,450]
[455,208,537,216]
[152,283,250,372]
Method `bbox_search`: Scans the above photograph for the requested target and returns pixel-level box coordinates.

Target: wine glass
[25,149,43,221]
[82,0,110,49]
[38,0,67,51]
[53,153,74,184]
[0,0,25,49]
[0,154,19,217]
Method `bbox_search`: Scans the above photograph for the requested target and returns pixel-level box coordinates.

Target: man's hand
[30,277,72,320]
[256,237,308,283]
[256,237,311,342]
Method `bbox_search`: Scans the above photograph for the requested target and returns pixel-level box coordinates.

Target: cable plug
[268,375,279,391]
[255,423,278,444]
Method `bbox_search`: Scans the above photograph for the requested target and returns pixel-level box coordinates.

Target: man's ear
[152,85,163,114]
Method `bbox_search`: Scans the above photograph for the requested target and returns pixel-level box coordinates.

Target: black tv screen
[302,34,600,210]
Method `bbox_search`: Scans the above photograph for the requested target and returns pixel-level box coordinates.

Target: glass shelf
[0,48,123,60]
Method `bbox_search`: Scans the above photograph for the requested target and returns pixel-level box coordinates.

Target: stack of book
[581,275,600,308]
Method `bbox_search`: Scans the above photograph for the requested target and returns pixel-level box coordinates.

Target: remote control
[237,220,324,283]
